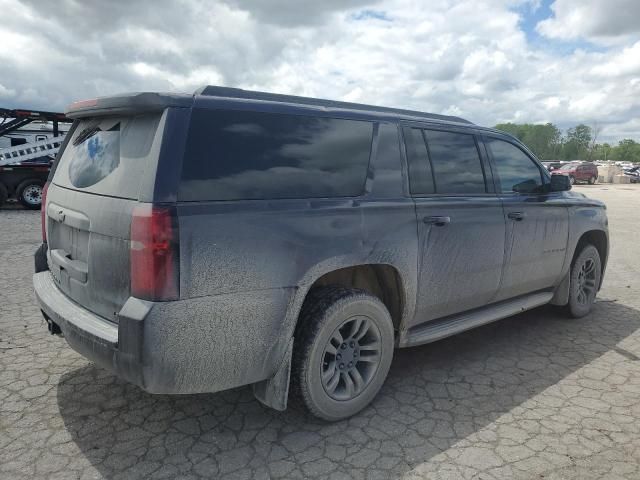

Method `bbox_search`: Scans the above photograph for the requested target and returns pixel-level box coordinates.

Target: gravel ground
[1,184,639,480]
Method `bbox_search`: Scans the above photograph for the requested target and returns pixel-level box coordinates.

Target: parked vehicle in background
[0,108,71,208]
[0,160,51,209]
[551,162,599,185]
[623,165,640,183]
[33,87,609,421]
[542,161,563,171]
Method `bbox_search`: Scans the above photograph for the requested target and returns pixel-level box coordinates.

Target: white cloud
[590,41,640,77]
[0,0,638,142]
[0,83,16,98]
[537,0,640,44]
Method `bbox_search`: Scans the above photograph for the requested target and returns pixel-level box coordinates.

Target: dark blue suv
[34,87,608,420]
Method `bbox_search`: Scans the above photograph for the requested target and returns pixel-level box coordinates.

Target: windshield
[53,113,162,199]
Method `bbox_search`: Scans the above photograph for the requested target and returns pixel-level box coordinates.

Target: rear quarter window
[178,109,373,201]
[372,123,403,196]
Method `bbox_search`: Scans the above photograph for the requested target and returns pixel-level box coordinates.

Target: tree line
[494,123,640,163]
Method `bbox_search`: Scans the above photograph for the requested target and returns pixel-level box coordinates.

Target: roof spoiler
[66,92,194,119]
[66,86,473,125]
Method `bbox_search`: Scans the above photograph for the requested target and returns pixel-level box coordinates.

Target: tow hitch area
[44,314,62,335]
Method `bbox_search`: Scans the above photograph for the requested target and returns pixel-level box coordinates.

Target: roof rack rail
[195,85,473,125]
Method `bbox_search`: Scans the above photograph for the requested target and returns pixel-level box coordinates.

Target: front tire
[569,175,576,185]
[292,286,394,421]
[567,244,601,318]
[16,178,44,210]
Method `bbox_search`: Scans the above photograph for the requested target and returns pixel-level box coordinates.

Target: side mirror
[550,174,571,192]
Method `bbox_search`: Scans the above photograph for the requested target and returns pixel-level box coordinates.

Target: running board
[401,291,553,348]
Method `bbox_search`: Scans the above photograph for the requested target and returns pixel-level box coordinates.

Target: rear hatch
[46,112,166,323]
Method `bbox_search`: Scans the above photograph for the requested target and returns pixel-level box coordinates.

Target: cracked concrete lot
[1,184,639,479]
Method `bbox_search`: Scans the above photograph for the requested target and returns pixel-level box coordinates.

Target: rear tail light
[130,204,180,301]
[41,182,49,242]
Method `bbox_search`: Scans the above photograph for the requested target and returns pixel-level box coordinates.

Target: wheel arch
[573,230,608,285]
[252,261,411,411]
[552,228,609,306]
[301,263,407,334]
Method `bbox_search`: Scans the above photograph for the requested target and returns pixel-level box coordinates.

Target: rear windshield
[178,109,373,201]
[53,113,162,199]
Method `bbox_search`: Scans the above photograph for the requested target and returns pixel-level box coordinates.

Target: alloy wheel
[576,257,597,306]
[321,316,381,401]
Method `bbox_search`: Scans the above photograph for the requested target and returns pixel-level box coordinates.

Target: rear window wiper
[73,122,121,147]
[73,124,101,146]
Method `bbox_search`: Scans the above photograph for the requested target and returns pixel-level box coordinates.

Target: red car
[551,162,598,185]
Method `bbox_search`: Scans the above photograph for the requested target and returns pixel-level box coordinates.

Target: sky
[0,0,638,143]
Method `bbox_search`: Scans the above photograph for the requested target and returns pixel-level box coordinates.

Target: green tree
[561,124,592,160]
[494,122,523,139]
[592,143,611,161]
[522,123,562,160]
[612,139,640,163]
[493,122,640,162]
[494,122,562,159]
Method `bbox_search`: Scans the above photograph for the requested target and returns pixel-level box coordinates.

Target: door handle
[507,212,525,221]
[423,216,451,226]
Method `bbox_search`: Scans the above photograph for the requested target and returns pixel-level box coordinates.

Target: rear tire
[0,182,7,207]
[16,178,44,210]
[291,286,394,421]
[567,244,601,318]
[588,176,596,185]
[34,243,49,273]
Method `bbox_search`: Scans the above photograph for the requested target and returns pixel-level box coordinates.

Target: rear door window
[53,113,162,199]
[423,129,486,194]
[179,109,373,201]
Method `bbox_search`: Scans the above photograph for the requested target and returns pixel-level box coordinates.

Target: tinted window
[403,127,434,194]
[179,109,373,201]
[372,123,403,196]
[424,130,486,194]
[487,138,544,193]
[53,113,162,199]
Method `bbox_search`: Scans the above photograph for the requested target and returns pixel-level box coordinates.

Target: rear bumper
[33,271,294,395]
[34,271,147,388]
